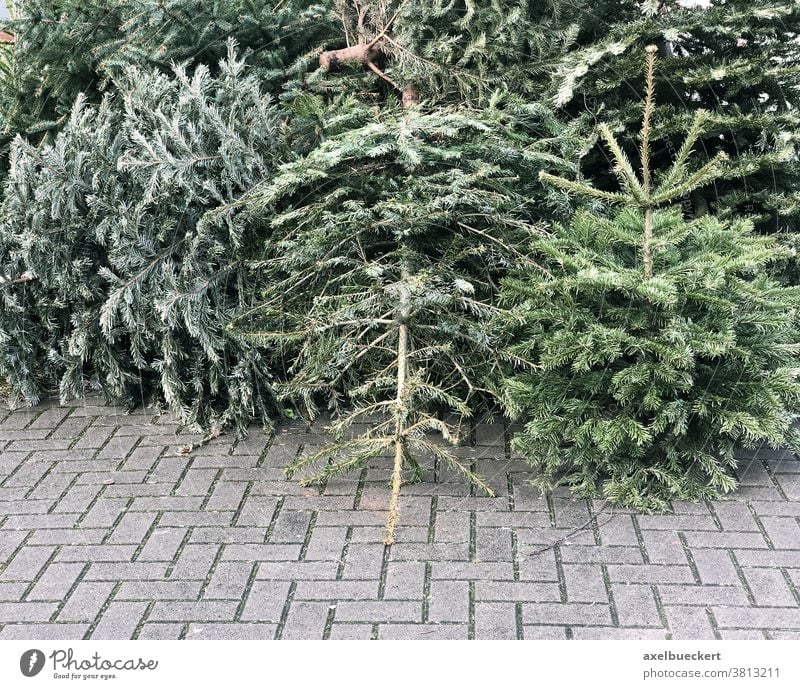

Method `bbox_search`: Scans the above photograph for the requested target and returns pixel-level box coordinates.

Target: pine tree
[0,1,336,155]
[0,44,292,433]
[313,0,581,107]
[227,93,568,543]
[548,0,800,234]
[498,47,800,510]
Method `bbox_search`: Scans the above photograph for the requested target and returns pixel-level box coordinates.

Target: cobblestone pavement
[1,397,799,640]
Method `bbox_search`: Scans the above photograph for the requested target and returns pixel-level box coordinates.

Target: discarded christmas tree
[0,46,292,432]
[227,96,566,543]
[548,0,800,234]
[498,47,800,510]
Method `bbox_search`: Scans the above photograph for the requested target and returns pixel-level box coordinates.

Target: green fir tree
[227,95,568,542]
[0,45,292,433]
[498,47,800,510]
[549,0,800,234]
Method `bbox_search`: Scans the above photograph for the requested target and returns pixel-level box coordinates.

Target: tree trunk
[385,270,411,546]
[643,206,654,278]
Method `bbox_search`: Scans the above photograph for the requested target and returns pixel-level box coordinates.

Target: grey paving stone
[80,499,130,528]
[240,581,292,622]
[562,563,608,603]
[84,562,169,581]
[606,564,696,585]
[706,503,757,532]
[0,530,27,563]
[236,497,280,527]
[741,568,797,607]
[381,561,426,600]
[329,623,374,639]
[523,602,612,626]
[719,629,767,639]
[475,602,517,639]
[299,526,348,562]
[0,623,89,639]
[638,530,689,565]
[293,580,379,601]
[657,585,750,607]
[0,602,58,622]
[713,606,800,629]
[159,511,235,527]
[0,582,27,601]
[389,542,467,562]
[57,582,115,622]
[172,467,219,497]
[189,527,268,544]
[106,512,157,544]
[149,458,193,485]
[428,580,469,622]
[117,581,202,601]
[475,581,561,603]
[520,625,569,639]
[341,542,385,580]
[685,531,768,549]
[731,550,800,568]
[73,424,116,449]
[431,561,515,580]
[597,515,640,546]
[269,510,312,543]
[26,473,75,500]
[379,623,467,640]
[571,627,667,640]
[2,462,51,487]
[221,544,302,561]
[256,561,338,580]
[612,584,661,627]
[758,516,800,549]
[0,499,52,515]
[203,561,254,600]
[517,552,559,581]
[90,601,148,639]
[55,545,137,562]
[136,528,188,561]
[334,600,420,623]
[561,544,645,565]
[149,601,238,622]
[476,528,513,561]
[280,601,330,640]
[130,496,204,511]
[186,623,277,639]
[168,544,219,580]
[664,606,716,639]
[27,562,85,601]
[0,546,55,581]
[205,482,248,511]
[637,514,718,531]
[137,623,184,639]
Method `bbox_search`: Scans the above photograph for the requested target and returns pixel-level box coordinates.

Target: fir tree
[227,95,568,543]
[0,44,291,433]
[0,1,335,153]
[498,47,800,510]
[314,0,580,107]
[549,0,800,234]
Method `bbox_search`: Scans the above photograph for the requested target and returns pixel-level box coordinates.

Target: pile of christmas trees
[0,1,798,541]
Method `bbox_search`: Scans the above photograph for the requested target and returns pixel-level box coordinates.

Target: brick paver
[0,397,799,639]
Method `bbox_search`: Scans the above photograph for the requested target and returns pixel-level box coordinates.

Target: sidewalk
[1,397,799,640]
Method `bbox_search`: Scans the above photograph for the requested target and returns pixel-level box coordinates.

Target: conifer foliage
[0,45,288,433]
[227,96,567,543]
[549,0,800,233]
[498,48,800,510]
